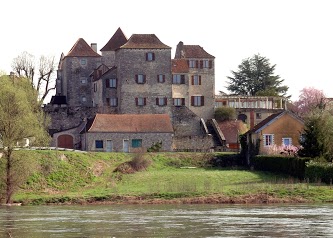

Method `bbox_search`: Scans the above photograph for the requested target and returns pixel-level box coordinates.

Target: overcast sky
[1,0,332,102]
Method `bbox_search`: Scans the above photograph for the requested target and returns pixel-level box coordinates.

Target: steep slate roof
[66,38,101,57]
[247,110,303,134]
[87,114,174,133]
[172,59,189,73]
[182,45,214,58]
[120,34,171,49]
[101,27,128,51]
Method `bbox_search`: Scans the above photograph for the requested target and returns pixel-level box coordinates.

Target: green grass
[6,150,333,204]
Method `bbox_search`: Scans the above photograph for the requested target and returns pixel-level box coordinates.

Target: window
[81,77,87,84]
[263,134,274,147]
[192,75,201,85]
[106,78,117,88]
[191,96,204,106]
[202,60,209,68]
[82,96,87,102]
[189,60,196,68]
[172,74,185,84]
[93,83,97,92]
[146,52,155,61]
[173,98,185,106]
[80,59,87,65]
[156,97,167,106]
[110,97,117,107]
[95,140,103,149]
[132,139,142,148]
[135,74,146,84]
[256,113,262,119]
[282,138,292,146]
[136,97,146,106]
[157,74,165,83]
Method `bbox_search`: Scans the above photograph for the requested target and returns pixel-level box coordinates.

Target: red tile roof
[172,59,189,73]
[218,120,248,144]
[66,38,101,57]
[182,45,214,58]
[101,27,128,51]
[120,34,171,49]
[88,114,174,133]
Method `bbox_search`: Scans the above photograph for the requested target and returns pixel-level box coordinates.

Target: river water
[0,204,332,237]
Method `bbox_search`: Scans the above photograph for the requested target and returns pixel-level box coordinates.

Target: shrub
[262,145,300,157]
[214,107,236,121]
[305,160,333,183]
[114,153,151,174]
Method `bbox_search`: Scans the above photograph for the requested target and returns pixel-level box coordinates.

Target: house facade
[82,114,174,152]
[246,110,304,155]
[45,28,215,152]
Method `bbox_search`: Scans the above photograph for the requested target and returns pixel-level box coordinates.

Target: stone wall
[173,135,214,152]
[116,49,172,116]
[84,132,173,152]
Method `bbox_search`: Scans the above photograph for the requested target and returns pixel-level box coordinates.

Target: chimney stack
[91,43,97,52]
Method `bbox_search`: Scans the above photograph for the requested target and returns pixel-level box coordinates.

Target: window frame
[95,140,103,149]
[282,137,292,146]
[172,74,185,84]
[136,97,146,106]
[132,139,142,148]
[135,74,146,84]
[110,97,118,107]
[191,96,204,107]
[173,98,185,106]
[157,74,165,83]
[192,75,201,85]
[263,134,274,147]
[146,52,155,61]
[156,97,167,106]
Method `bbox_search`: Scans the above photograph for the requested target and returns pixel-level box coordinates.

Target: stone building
[46,28,218,152]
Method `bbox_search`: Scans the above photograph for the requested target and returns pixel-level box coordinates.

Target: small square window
[256,113,262,119]
[81,77,87,84]
[192,75,201,85]
[95,140,103,149]
[80,59,87,65]
[82,96,87,102]
[136,74,146,84]
[157,74,165,83]
[132,139,142,148]
[173,98,185,106]
[203,60,209,68]
[110,98,117,107]
[136,97,146,106]
[282,138,292,146]
[189,60,196,68]
[146,52,155,61]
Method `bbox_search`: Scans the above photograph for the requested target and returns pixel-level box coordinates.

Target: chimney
[91,43,97,52]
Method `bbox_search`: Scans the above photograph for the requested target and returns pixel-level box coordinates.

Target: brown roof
[66,38,101,57]
[182,45,214,58]
[218,120,248,144]
[172,59,189,73]
[247,111,294,134]
[87,114,173,133]
[101,27,128,51]
[120,34,171,49]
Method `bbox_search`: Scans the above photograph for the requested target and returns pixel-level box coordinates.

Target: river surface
[0,203,332,237]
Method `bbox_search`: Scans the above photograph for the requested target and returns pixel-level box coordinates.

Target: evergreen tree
[227,54,288,96]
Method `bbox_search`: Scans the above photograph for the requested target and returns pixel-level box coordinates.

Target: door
[57,134,74,149]
[106,140,113,152]
[123,140,129,153]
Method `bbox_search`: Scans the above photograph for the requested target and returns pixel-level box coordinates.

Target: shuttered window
[191,96,204,106]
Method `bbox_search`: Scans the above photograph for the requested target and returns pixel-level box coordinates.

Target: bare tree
[11,51,56,103]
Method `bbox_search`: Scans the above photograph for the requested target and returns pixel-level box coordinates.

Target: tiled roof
[120,34,171,49]
[101,27,128,51]
[247,111,286,134]
[87,114,174,133]
[66,38,101,57]
[182,45,214,58]
[172,59,189,73]
[218,120,248,144]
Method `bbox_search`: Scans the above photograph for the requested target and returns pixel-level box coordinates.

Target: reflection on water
[0,203,333,237]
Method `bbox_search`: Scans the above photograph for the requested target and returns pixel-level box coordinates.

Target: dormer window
[146,52,155,61]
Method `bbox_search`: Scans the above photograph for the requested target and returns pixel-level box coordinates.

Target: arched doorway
[57,134,74,149]
[238,113,247,123]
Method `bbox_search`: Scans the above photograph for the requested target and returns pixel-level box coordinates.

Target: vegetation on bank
[1,150,333,205]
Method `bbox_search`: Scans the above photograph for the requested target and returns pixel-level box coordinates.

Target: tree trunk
[5,148,13,204]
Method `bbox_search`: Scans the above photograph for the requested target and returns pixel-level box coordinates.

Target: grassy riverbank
[6,150,333,205]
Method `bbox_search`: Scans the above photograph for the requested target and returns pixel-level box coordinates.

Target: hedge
[305,161,333,184]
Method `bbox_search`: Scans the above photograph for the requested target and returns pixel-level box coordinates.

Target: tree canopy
[227,54,288,97]
[0,75,50,203]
